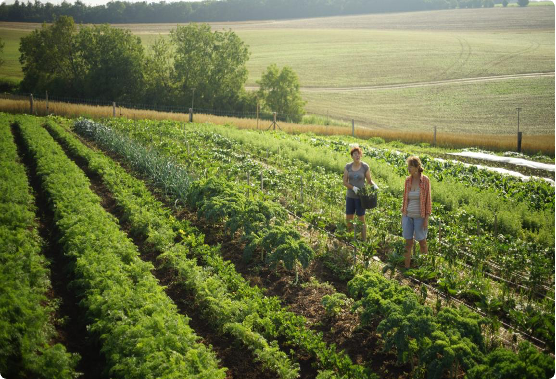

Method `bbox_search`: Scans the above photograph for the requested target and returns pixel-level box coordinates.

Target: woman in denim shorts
[343,146,378,241]
[401,156,432,268]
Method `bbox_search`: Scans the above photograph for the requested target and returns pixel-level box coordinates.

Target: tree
[19,16,145,102]
[171,23,250,110]
[257,64,306,123]
[76,24,145,102]
[19,16,85,97]
[483,0,495,7]
[517,0,529,6]
[144,37,176,106]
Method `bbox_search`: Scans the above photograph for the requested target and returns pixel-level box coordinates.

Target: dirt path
[246,72,555,93]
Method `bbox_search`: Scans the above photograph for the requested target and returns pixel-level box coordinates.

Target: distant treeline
[0,0,509,24]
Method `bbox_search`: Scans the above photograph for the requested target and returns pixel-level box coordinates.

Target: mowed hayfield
[0,5,554,137]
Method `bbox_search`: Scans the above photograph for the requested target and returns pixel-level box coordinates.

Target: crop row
[14,115,225,379]
[66,117,374,378]
[0,115,79,379]
[70,117,555,377]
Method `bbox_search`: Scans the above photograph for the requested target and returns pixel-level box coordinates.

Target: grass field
[0,5,554,140]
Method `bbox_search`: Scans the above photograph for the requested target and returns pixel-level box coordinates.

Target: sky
[1,0,203,5]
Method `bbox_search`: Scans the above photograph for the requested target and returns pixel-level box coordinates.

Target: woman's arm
[365,168,373,186]
[343,169,352,189]
[401,177,408,215]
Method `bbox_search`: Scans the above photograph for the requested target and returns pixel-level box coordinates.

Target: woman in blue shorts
[401,156,432,269]
[343,146,378,241]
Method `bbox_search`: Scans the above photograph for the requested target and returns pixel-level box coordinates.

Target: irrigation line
[451,251,554,302]
[453,246,553,296]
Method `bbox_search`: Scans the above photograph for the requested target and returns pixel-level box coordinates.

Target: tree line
[18,16,306,121]
[0,0,528,24]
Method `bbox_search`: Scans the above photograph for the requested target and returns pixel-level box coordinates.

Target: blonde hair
[406,155,424,173]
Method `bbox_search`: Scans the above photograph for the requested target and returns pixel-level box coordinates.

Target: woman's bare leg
[404,239,414,268]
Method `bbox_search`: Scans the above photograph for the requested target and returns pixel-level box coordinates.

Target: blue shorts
[346,197,365,216]
[402,215,428,241]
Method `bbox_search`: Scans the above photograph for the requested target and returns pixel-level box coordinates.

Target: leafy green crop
[0,114,79,379]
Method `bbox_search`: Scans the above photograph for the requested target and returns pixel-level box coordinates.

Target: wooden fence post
[256,102,259,130]
[45,91,49,114]
[352,119,355,137]
[189,108,193,123]
[517,132,523,153]
[29,94,34,114]
[112,102,116,117]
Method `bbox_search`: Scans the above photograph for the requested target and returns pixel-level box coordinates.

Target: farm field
[2,111,553,378]
[0,5,554,137]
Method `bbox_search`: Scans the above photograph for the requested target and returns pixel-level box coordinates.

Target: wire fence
[2,90,551,155]
[1,91,308,124]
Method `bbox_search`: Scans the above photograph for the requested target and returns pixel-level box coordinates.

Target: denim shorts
[346,197,365,216]
[402,215,428,241]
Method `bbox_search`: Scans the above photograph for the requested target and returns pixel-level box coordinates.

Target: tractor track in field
[432,37,472,82]
[46,126,279,379]
[471,42,541,78]
[11,122,105,379]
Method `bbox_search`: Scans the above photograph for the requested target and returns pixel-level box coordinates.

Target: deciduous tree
[257,64,305,123]
[19,16,85,96]
[77,24,145,102]
[19,16,145,102]
[171,24,250,110]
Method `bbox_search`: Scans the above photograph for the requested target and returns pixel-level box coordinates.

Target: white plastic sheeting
[448,151,555,172]
[436,158,555,185]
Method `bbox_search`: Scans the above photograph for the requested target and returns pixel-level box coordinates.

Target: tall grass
[1,97,553,155]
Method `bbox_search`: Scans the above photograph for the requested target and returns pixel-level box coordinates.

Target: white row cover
[449,151,555,172]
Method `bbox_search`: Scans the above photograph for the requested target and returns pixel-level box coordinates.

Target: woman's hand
[352,186,359,194]
[423,217,429,230]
